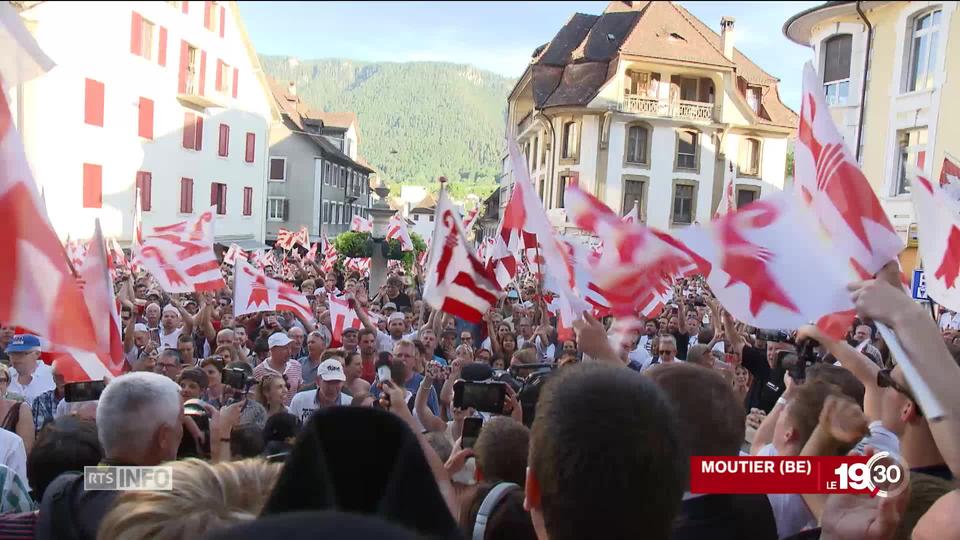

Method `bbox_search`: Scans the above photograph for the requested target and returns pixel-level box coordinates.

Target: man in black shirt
[722,311,793,413]
[666,295,691,360]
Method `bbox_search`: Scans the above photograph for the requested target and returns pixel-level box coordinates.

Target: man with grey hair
[686,343,713,368]
[36,372,183,540]
[288,326,307,359]
[155,349,183,381]
[299,330,328,388]
[6,334,54,407]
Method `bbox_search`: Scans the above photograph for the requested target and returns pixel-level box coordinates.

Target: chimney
[720,16,736,60]
[288,81,297,96]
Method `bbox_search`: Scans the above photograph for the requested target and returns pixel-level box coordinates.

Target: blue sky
[238,1,820,109]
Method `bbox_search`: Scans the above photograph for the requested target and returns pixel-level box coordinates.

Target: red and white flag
[939,153,960,202]
[304,242,319,262]
[233,259,314,323]
[223,243,248,266]
[463,207,480,231]
[134,207,226,293]
[910,165,960,311]
[676,194,854,330]
[64,236,88,271]
[321,237,338,273]
[715,174,736,218]
[350,215,373,233]
[0,19,99,355]
[328,295,361,347]
[565,183,709,317]
[295,226,310,249]
[275,228,296,250]
[622,201,640,224]
[418,237,431,269]
[262,250,279,269]
[345,257,370,276]
[386,212,414,251]
[108,238,128,272]
[795,62,903,276]
[423,189,502,322]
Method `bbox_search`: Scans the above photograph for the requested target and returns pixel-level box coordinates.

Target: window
[179,177,193,213]
[736,187,759,208]
[561,121,578,159]
[340,167,346,188]
[906,10,941,92]
[269,157,286,181]
[625,70,651,95]
[324,162,331,185]
[675,130,699,170]
[268,197,286,222]
[531,137,539,171]
[895,128,928,194]
[626,124,649,164]
[243,187,253,216]
[244,132,255,163]
[622,178,645,218]
[823,34,852,105]
[82,163,102,209]
[671,182,696,225]
[321,200,329,223]
[210,182,227,214]
[678,77,699,101]
[138,97,154,139]
[130,13,155,61]
[182,112,203,150]
[414,214,420,222]
[738,137,761,176]
[84,79,104,127]
[557,174,575,209]
[136,171,152,211]
[429,214,435,222]
[204,1,223,34]
[746,86,762,112]
[337,202,343,224]
[218,123,230,157]
[216,59,232,95]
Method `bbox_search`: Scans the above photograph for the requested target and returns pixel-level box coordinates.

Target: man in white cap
[288,357,351,423]
[252,333,302,406]
[355,306,419,353]
[158,301,194,350]
[6,334,55,407]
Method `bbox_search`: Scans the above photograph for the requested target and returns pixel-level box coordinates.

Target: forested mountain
[259,56,514,199]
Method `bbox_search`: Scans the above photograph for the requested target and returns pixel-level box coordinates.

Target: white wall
[409,212,435,240]
[18,1,273,243]
[725,133,789,196]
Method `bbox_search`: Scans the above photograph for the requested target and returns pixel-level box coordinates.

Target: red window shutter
[137,171,152,211]
[215,59,223,92]
[245,132,255,162]
[130,12,143,56]
[84,79,104,127]
[138,97,154,139]
[219,6,226,38]
[203,1,212,29]
[232,67,238,99]
[182,0,189,14]
[178,40,189,93]
[157,27,168,66]
[82,163,102,208]
[198,50,207,95]
[243,187,252,216]
[218,123,229,157]
[195,115,204,150]
[180,177,193,213]
[182,112,196,149]
[210,183,217,205]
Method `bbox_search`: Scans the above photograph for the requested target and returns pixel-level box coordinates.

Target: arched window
[625,124,650,165]
[906,9,942,92]
[738,137,761,176]
[822,34,852,105]
[561,121,578,159]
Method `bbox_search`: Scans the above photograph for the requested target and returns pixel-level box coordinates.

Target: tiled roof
[411,193,438,211]
[524,1,797,129]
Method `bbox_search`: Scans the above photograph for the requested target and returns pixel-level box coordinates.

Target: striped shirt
[253,359,302,406]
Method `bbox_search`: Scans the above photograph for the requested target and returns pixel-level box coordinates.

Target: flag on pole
[350,215,373,233]
[134,207,226,292]
[64,236,88,271]
[463,206,480,231]
[0,13,99,354]
[795,62,903,276]
[321,237,338,273]
[275,228,296,250]
[939,153,960,202]
[423,189,502,322]
[386,212,414,251]
[223,243,248,266]
[328,295,361,347]
[622,201,640,224]
[295,226,310,249]
[909,165,960,311]
[715,174,736,218]
[304,242,318,262]
[233,259,315,323]
[676,194,854,330]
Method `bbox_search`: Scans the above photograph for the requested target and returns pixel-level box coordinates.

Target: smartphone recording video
[64,380,106,403]
[462,417,483,449]
[453,380,507,414]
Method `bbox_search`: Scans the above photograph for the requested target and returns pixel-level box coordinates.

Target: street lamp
[367,179,395,292]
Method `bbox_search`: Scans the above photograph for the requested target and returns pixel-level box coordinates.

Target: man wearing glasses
[155,349,183,381]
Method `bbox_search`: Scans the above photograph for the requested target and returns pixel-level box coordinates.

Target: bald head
[216,328,235,348]
[686,344,713,367]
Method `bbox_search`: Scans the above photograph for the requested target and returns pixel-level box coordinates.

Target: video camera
[774,338,821,383]
[496,362,556,427]
[453,362,555,426]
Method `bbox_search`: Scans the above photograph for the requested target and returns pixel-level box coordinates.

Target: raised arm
[415,373,447,432]
[722,309,746,356]
[350,294,377,334]
[797,325,882,421]
[751,372,797,455]
[572,311,622,366]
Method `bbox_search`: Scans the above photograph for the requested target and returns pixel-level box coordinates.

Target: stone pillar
[367,185,394,293]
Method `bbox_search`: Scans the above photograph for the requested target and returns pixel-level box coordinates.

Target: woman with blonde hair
[254,372,290,418]
[0,364,34,453]
[97,458,281,540]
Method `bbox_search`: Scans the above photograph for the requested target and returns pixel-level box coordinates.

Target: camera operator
[722,311,797,414]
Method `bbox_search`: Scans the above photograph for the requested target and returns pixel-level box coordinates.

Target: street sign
[911,269,929,300]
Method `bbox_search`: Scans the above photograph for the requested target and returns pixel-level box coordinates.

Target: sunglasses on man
[877,368,923,417]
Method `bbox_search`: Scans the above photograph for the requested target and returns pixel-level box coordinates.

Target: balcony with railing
[619,95,715,123]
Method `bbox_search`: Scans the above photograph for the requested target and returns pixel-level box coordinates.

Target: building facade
[265,80,373,242]
[784,0,958,270]
[11,0,276,248]
[503,1,796,233]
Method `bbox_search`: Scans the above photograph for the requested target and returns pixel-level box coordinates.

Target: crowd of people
[0,247,956,540]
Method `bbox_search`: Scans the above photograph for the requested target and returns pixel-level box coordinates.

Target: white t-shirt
[289,389,351,423]
[159,327,183,350]
[8,362,55,407]
[939,311,960,330]
[758,444,817,539]
[0,429,28,490]
[853,421,900,456]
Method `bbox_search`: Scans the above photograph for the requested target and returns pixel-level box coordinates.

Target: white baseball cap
[318,359,346,382]
[268,333,293,348]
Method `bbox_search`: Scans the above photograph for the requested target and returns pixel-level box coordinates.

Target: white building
[10,0,276,248]
[503,1,797,232]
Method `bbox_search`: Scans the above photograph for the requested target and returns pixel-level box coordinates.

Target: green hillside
[259,56,514,200]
